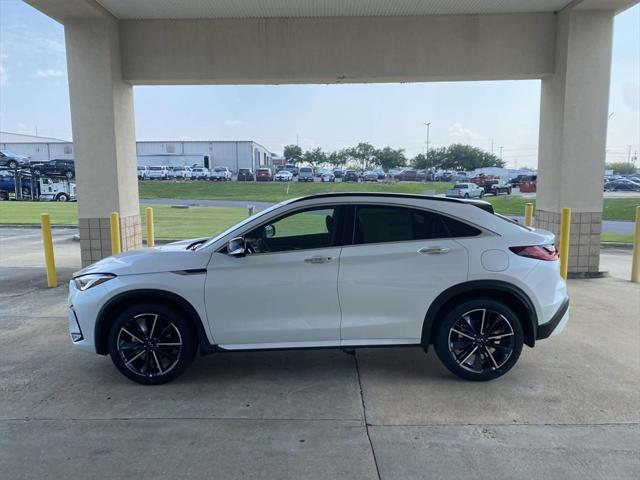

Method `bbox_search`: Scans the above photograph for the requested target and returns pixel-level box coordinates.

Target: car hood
[74,238,212,277]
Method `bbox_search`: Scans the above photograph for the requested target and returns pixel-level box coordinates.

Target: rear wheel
[108,303,195,385]
[434,298,523,381]
[65,170,74,179]
[8,160,18,169]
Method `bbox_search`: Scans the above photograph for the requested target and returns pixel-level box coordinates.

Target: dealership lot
[0,228,638,479]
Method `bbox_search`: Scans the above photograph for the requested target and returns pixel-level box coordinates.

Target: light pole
[424,122,431,181]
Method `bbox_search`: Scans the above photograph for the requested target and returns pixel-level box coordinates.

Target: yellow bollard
[40,213,58,288]
[631,206,640,283]
[110,212,121,255]
[524,202,534,227]
[145,207,155,248]
[559,207,571,280]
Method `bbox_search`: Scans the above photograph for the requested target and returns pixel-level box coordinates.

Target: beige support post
[110,212,121,255]
[631,206,640,283]
[40,213,58,288]
[145,207,155,247]
[524,203,534,227]
[559,208,571,280]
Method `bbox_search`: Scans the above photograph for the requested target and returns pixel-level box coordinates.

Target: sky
[0,1,638,169]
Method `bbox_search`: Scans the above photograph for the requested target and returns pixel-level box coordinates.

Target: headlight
[73,273,115,291]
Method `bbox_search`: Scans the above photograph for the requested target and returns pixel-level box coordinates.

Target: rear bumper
[536,297,569,340]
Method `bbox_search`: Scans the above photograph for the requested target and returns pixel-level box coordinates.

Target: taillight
[509,245,558,261]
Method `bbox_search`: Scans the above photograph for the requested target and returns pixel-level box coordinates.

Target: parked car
[284,164,299,176]
[398,169,417,181]
[343,170,359,182]
[362,170,378,182]
[387,169,403,180]
[298,167,315,182]
[68,192,569,385]
[146,166,169,180]
[168,166,192,180]
[321,171,335,182]
[31,159,75,179]
[190,167,210,180]
[137,166,149,180]
[237,168,255,181]
[333,169,344,179]
[479,179,512,196]
[604,179,640,192]
[255,168,273,182]
[373,168,386,180]
[274,170,293,182]
[209,166,232,181]
[0,150,28,169]
[446,182,484,199]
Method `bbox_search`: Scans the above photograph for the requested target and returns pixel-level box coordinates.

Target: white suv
[68,193,569,385]
[209,166,232,181]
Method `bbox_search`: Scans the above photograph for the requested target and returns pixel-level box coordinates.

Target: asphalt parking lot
[1,228,638,479]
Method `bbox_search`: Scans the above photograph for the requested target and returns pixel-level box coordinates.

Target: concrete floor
[1,229,638,479]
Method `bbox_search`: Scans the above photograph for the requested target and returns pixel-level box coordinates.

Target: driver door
[204,205,346,348]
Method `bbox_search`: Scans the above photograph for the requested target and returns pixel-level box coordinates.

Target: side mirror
[227,237,246,257]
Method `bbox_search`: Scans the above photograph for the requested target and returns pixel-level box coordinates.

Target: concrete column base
[535,210,602,274]
[79,214,142,266]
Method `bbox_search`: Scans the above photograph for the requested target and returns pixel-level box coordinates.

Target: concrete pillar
[64,15,141,266]
[536,8,614,277]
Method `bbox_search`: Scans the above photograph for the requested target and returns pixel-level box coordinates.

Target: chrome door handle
[304,256,334,264]
[418,246,451,255]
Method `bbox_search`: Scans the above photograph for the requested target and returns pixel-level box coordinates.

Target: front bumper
[536,297,569,340]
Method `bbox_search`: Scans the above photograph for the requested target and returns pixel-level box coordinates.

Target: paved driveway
[1,230,638,479]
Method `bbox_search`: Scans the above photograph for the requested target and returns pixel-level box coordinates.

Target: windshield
[214,167,226,172]
[149,166,163,170]
[300,168,312,173]
[453,184,467,189]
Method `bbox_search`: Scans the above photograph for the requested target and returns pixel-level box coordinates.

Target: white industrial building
[0,132,274,171]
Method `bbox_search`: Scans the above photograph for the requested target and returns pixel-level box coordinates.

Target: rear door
[338,204,471,345]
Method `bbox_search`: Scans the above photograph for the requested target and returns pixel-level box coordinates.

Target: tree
[347,142,377,170]
[373,147,407,170]
[411,148,446,170]
[606,162,637,175]
[327,149,349,167]
[302,147,327,167]
[441,144,504,170]
[283,144,303,164]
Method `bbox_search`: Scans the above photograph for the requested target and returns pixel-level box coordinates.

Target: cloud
[223,119,243,127]
[448,122,484,142]
[36,68,65,78]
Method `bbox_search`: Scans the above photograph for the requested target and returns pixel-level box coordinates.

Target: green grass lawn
[1,198,637,242]
[139,180,453,202]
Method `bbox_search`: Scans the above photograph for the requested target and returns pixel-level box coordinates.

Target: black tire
[8,160,18,169]
[65,170,74,179]
[108,303,196,385]
[507,188,512,195]
[464,193,469,199]
[56,193,69,202]
[433,298,524,381]
[33,169,41,176]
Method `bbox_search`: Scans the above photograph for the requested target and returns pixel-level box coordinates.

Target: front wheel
[56,193,69,202]
[65,170,74,179]
[108,303,195,385]
[434,298,524,381]
[8,160,18,169]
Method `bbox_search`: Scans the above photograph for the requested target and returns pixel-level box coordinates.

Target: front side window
[245,206,342,254]
[353,205,481,244]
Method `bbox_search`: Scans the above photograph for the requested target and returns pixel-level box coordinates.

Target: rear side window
[440,216,482,237]
[353,205,482,244]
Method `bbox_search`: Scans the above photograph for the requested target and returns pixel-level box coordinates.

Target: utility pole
[296,134,299,146]
[499,146,504,162]
[491,139,494,154]
[628,145,633,163]
[424,122,431,154]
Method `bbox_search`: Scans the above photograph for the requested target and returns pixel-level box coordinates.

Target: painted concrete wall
[119,14,556,85]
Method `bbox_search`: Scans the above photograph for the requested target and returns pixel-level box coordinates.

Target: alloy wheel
[116,313,183,378]
[448,308,515,374]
